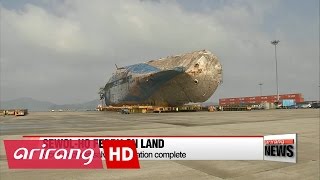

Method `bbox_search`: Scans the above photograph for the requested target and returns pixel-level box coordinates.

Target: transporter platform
[96,104,204,113]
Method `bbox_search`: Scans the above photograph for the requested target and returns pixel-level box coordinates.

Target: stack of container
[219,93,304,106]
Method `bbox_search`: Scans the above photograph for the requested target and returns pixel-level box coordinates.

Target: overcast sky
[0,0,319,104]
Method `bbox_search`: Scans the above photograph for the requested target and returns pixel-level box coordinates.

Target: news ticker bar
[23,134,297,163]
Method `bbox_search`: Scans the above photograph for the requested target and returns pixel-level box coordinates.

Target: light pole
[258,83,263,96]
[271,40,280,102]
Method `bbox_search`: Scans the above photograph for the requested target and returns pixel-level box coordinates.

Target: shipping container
[15,109,28,116]
[6,110,15,115]
[219,93,304,106]
[282,99,295,107]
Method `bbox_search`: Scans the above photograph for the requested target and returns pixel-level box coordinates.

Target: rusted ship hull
[102,50,222,106]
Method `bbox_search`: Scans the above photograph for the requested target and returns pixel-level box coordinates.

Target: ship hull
[103,50,222,106]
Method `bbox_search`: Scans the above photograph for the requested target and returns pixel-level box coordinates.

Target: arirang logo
[264,139,294,157]
[13,143,94,165]
[4,140,103,169]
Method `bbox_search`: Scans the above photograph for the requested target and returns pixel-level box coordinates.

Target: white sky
[0,0,319,104]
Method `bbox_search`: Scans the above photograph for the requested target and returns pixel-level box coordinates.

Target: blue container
[282,99,295,107]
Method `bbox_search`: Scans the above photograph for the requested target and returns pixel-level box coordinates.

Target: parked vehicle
[300,103,311,108]
[287,105,298,109]
[311,102,320,108]
[121,108,130,114]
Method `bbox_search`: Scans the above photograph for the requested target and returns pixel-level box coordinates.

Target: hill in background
[0,97,100,111]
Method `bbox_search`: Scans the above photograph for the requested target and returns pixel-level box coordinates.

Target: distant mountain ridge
[50,99,100,110]
[0,97,100,111]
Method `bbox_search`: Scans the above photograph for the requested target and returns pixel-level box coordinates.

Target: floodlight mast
[271,40,280,102]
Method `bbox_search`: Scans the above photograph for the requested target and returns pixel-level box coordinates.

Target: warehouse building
[219,93,304,106]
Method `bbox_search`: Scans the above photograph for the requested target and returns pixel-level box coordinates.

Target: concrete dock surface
[0,109,319,180]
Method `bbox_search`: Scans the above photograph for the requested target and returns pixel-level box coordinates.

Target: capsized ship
[101,50,223,106]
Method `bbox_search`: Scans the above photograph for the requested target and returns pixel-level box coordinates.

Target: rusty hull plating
[103,50,222,106]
